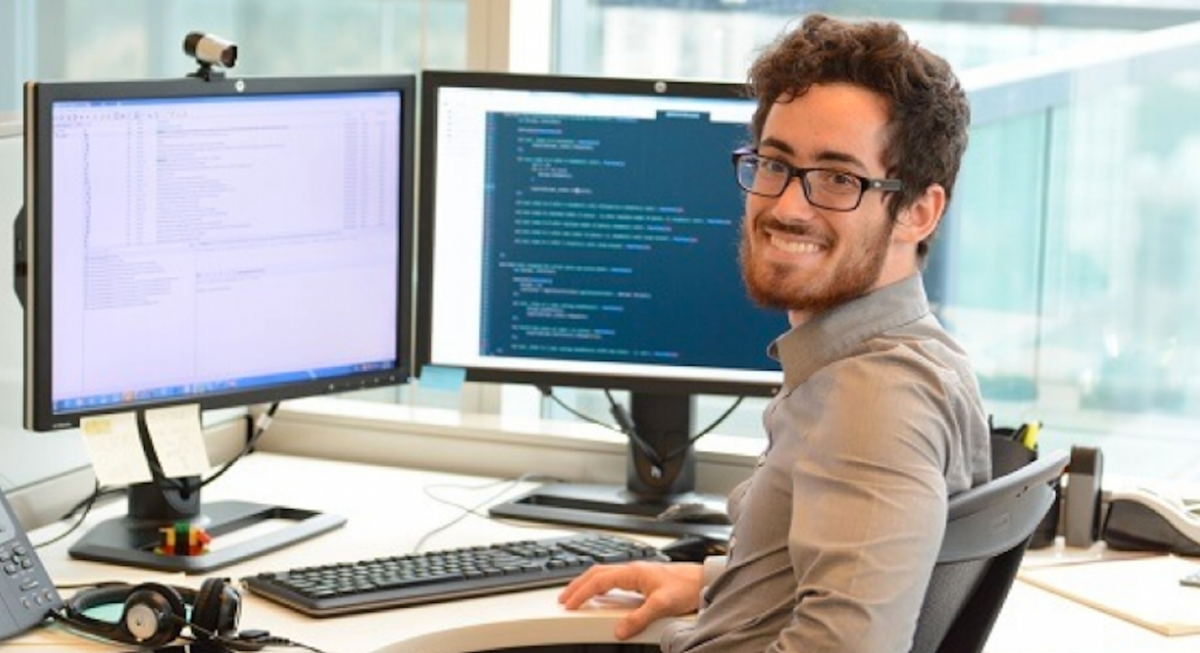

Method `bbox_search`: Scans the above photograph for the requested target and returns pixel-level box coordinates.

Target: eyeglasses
[731,147,903,212]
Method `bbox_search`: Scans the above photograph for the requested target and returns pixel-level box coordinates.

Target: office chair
[908,448,1069,653]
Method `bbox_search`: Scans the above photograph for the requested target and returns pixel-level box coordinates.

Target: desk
[6,452,1198,653]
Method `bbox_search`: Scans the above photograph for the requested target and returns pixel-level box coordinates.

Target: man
[558,13,991,653]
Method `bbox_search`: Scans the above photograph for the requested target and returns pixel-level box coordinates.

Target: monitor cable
[604,390,744,471]
[537,386,744,475]
[200,401,280,489]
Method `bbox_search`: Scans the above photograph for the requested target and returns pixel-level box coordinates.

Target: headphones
[62,577,262,650]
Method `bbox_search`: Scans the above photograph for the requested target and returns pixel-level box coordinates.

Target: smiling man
[558,13,991,653]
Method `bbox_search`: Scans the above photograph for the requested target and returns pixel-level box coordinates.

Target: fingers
[558,562,704,642]
[557,564,633,609]
[558,564,658,641]
[614,603,657,640]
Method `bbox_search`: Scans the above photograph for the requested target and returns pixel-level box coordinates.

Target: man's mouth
[759,219,831,256]
[768,234,826,254]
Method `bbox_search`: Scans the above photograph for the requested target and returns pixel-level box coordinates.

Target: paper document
[145,404,211,478]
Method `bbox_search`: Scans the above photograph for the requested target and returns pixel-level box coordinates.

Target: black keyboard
[241,532,667,617]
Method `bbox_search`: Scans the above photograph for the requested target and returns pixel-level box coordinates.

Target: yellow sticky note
[80,412,153,486]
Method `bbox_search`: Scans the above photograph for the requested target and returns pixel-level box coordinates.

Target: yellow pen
[1021,421,1041,450]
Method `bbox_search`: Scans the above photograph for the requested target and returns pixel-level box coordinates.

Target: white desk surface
[8,452,1200,653]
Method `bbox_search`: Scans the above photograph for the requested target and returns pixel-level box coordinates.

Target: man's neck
[786,270,923,327]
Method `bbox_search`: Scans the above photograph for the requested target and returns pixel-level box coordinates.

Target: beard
[739,212,893,314]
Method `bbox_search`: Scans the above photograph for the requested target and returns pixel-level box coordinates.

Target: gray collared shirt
[663,274,991,653]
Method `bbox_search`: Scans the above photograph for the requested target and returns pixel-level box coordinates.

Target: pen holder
[990,425,1060,549]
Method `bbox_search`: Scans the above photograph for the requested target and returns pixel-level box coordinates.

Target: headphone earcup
[115,580,186,648]
[121,582,187,648]
[64,584,139,644]
[192,577,242,639]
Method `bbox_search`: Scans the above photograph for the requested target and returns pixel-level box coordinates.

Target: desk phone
[0,491,62,640]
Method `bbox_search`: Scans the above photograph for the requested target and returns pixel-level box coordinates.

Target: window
[534,0,1200,479]
[0,0,467,502]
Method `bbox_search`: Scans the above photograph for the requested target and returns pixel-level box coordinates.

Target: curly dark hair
[747,14,971,259]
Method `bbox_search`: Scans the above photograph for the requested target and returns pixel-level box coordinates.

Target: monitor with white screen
[417,70,786,538]
[19,73,417,571]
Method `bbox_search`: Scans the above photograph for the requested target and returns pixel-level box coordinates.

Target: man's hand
[557,561,704,640]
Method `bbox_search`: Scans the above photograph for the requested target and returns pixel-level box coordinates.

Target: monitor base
[68,500,345,573]
[489,482,731,541]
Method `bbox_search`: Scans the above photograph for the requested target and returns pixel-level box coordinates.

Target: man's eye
[816,170,859,189]
[760,159,790,175]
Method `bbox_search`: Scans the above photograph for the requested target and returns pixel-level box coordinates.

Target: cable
[541,385,746,473]
[412,473,558,552]
[201,402,280,489]
[663,395,744,462]
[32,479,107,549]
[537,385,622,433]
[603,389,668,468]
[536,386,664,466]
[186,618,329,653]
[601,390,745,469]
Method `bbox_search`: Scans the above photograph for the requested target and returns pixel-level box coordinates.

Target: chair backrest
[908,448,1069,653]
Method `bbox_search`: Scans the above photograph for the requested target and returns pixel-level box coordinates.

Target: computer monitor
[416,70,786,538]
[19,73,417,571]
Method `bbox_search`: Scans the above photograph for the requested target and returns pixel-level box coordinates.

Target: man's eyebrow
[759,137,795,156]
[759,136,869,172]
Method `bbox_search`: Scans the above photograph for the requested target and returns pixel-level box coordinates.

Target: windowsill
[0,113,19,137]
[253,397,761,495]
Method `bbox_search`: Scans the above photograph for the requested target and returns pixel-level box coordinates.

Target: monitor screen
[417,70,785,537]
[20,73,417,571]
[417,70,785,397]
[23,75,416,432]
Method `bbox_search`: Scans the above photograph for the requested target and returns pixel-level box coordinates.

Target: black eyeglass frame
[731,147,904,212]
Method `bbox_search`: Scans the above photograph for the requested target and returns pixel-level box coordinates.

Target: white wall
[0,116,98,528]
[1,115,23,378]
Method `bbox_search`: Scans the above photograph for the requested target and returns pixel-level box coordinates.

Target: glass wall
[552,0,1153,81]
[539,1,1200,479]
[6,0,1200,503]
[0,0,467,114]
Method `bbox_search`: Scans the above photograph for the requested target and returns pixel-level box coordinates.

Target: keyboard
[241,532,667,617]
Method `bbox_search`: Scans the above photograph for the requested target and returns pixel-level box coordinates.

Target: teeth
[770,234,824,254]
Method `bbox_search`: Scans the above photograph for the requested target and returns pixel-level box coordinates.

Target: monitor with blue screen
[20,73,417,571]
[416,70,786,537]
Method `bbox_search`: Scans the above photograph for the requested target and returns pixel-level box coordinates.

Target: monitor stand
[68,480,346,574]
[489,392,732,541]
[68,412,345,574]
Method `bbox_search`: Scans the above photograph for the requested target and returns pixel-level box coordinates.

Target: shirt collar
[769,274,932,390]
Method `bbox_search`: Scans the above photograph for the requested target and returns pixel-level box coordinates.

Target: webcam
[183,31,238,71]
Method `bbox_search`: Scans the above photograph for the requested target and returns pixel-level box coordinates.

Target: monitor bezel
[415,69,781,399]
[23,74,418,432]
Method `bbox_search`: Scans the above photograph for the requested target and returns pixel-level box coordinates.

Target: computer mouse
[659,534,730,562]
[656,502,732,526]
[1100,487,1200,556]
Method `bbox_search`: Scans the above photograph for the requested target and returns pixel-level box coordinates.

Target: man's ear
[894,183,945,244]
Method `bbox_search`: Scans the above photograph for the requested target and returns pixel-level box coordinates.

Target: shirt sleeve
[698,555,728,609]
[772,350,954,653]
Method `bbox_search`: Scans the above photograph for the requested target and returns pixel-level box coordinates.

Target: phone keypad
[0,495,63,639]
